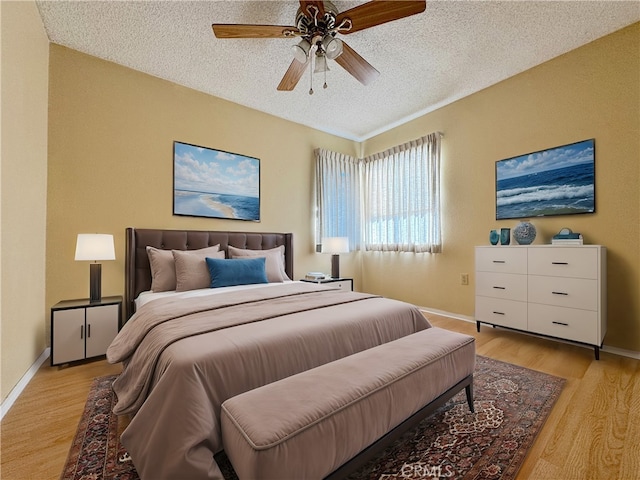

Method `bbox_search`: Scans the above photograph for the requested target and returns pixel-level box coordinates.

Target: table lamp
[321,237,349,279]
[75,234,115,303]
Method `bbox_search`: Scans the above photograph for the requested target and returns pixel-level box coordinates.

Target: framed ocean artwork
[173,141,260,221]
[495,139,595,220]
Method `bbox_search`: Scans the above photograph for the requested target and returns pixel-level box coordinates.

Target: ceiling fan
[212,1,427,94]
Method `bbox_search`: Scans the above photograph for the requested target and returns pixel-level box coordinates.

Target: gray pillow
[147,247,177,292]
[147,244,220,292]
[174,249,225,292]
[227,245,289,283]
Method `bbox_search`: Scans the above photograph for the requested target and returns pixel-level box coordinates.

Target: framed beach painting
[495,139,595,220]
[173,141,260,221]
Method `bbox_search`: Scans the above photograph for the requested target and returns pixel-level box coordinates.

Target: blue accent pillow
[206,257,268,288]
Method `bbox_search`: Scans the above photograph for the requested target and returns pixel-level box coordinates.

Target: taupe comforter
[107,282,431,480]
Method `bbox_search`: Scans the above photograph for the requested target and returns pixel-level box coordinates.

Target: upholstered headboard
[125,227,294,320]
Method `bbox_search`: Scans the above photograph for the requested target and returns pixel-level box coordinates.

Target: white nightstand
[50,296,122,366]
[301,277,354,292]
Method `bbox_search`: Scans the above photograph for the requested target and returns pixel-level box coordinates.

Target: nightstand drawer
[528,276,597,310]
[475,247,527,274]
[475,296,527,330]
[528,247,598,279]
[476,272,527,302]
[300,278,353,291]
[331,280,352,292]
[528,303,598,344]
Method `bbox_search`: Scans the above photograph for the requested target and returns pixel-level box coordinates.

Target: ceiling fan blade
[336,1,426,34]
[334,42,380,86]
[299,1,325,17]
[212,24,298,39]
[277,59,309,91]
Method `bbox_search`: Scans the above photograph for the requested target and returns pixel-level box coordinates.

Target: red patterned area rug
[61,356,564,480]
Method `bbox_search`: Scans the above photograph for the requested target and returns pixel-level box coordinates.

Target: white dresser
[475,245,606,359]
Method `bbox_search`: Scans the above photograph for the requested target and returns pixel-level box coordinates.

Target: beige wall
[1,1,50,402]
[46,45,357,338]
[362,23,640,351]
[43,23,640,354]
[3,14,637,402]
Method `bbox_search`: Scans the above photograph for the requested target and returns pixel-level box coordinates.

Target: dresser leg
[594,346,600,360]
[476,321,481,333]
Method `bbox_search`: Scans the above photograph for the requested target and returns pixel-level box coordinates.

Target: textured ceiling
[35,1,640,141]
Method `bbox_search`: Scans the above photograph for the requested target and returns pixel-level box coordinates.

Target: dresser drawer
[528,303,598,345]
[528,247,598,279]
[475,296,527,330]
[475,247,527,274]
[528,275,597,310]
[476,272,527,302]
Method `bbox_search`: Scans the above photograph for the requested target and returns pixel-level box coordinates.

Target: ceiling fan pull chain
[324,67,328,89]
[309,56,314,95]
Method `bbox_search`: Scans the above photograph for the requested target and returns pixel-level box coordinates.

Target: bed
[109,228,433,480]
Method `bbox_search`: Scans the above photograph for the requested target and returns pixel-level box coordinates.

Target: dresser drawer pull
[551,261,569,265]
[552,291,569,296]
[492,260,506,264]
[80,325,84,340]
[492,311,505,315]
[492,286,506,290]
[552,321,569,326]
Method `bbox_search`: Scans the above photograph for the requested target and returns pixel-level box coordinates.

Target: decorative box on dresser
[475,246,606,359]
[50,296,122,366]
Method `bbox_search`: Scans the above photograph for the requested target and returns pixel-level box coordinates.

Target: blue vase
[513,221,536,245]
[489,230,499,245]
[500,228,510,245]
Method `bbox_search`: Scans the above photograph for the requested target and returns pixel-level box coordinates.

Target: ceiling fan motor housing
[295,1,339,37]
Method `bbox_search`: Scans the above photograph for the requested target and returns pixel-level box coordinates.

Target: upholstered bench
[221,327,476,480]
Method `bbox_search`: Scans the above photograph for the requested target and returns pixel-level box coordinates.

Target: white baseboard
[418,306,475,323]
[418,307,640,360]
[1,348,50,421]
[601,345,640,360]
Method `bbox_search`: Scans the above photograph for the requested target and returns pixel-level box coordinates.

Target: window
[314,149,361,252]
[315,133,442,253]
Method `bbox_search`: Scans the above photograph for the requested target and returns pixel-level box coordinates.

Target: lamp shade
[322,36,343,60]
[292,39,311,64]
[74,234,115,261]
[321,237,349,254]
[314,53,330,73]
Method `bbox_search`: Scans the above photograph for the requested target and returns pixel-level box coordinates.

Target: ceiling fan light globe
[291,39,311,63]
[314,53,330,73]
[323,37,343,60]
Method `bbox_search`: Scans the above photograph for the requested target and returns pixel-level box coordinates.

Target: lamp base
[89,263,102,303]
[331,254,340,279]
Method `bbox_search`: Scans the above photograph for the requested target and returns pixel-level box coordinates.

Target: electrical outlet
[460,273,469,285]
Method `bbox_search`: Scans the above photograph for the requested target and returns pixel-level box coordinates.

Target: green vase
[500,228,510,245]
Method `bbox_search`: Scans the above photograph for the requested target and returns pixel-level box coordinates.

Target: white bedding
[135,280,296,310]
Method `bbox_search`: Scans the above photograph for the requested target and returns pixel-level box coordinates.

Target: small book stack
[305,272,326,281]
[552,231,584,245]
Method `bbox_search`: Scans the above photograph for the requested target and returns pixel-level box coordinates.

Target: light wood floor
[1,315,639,479]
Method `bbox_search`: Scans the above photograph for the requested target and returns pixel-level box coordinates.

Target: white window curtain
[363,133,442,253]
[314,148,362,251]
[314,133,441,253]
